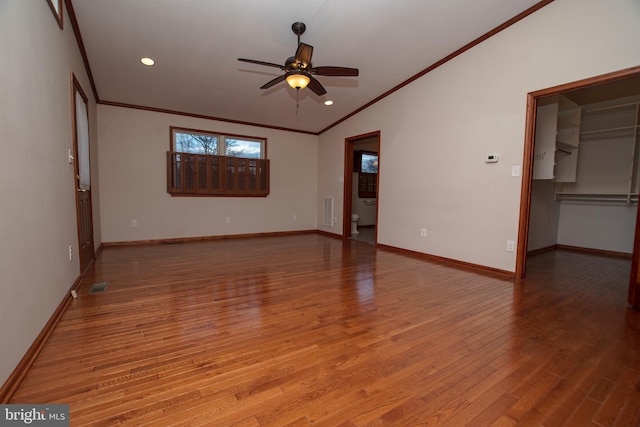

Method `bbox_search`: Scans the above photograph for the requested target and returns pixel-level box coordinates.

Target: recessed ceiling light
[324,100,334,106]
[140,57,155,66]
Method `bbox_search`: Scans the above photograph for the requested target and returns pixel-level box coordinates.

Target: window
[360,152,379,173]
[173,128,265,158]
[167,127,269,196]
[47,0,63,29]
[354,151,378,198]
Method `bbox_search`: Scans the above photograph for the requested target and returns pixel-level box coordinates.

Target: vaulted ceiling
[70,0,548,134]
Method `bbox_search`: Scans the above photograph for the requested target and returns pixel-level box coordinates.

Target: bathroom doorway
[343,131,380,244]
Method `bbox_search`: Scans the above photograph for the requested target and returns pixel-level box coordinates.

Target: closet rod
[555,193,638,204]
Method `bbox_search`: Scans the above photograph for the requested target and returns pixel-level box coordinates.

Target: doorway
[517,66,640,308]
[72,74,94,273]
[343,131,380,244]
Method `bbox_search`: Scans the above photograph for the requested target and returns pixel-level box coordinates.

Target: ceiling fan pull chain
[296,88,300,115]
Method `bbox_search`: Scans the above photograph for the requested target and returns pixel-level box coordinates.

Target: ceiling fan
[238,22,359,96]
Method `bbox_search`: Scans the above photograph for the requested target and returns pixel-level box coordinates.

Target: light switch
[511,165,521,177]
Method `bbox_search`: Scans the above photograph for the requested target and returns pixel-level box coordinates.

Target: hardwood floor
[10,234,640,426]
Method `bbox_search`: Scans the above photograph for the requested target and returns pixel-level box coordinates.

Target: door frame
[343,131,381,240]
[630,203,640,308]
[516,65,640,307]
[71,73,95,273]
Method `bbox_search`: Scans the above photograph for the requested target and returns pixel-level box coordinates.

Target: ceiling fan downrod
[291,21,306,46]
[292,23,305,115]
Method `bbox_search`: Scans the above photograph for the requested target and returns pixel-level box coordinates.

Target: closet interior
[529,77,640,255]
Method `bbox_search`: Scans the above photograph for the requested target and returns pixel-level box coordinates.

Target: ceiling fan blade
[295,43,313,67]
[238,58,285,70]
[311,66,359,77]
[260,74,287,89]
[307,75,327,96]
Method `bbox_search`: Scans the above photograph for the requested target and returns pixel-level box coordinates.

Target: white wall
[527,181,561,251]
[527,192,636,254]
[558,202,636,253]
[527,191,636,255]
[0,1,99,385]
[98,105,318,242]
[317,0,640,272]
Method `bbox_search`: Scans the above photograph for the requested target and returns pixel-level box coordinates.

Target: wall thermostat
[485,154,499,163]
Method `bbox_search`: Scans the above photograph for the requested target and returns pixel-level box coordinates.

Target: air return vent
[323,196,334,227]
[89,281,109,294]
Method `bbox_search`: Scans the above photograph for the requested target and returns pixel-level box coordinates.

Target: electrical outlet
[420,228,427,238]
[225,217,231,224]
[292,214,297,221]
[68,245,73,261]
[506,240,515,252]
[131,219,138,228]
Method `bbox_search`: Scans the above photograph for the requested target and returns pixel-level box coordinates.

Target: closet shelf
[533,95,580,181]
[582,101,639,116]
[580,125,639,138]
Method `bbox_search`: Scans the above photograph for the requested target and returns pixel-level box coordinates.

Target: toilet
[351,214,360,235]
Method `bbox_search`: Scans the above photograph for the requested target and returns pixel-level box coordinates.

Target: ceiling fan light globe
[286,73,310,89]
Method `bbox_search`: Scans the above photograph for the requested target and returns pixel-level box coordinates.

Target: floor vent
[89,281,109,294]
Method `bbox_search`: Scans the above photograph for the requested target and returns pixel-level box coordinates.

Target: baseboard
[556,244,632,259]
[527,244,632,259]
[0,274,83,403]
[102,229,318,247]
[376,243,515,278]
[315,230,343,239]
[527,244,558,256]
[94,242,104,259]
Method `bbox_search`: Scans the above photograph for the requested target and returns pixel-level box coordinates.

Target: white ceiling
[70,0,546,134]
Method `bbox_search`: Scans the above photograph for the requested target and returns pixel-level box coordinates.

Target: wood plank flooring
[10,234,640,426]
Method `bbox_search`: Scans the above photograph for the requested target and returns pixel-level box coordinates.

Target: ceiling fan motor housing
[285,56,300,71]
